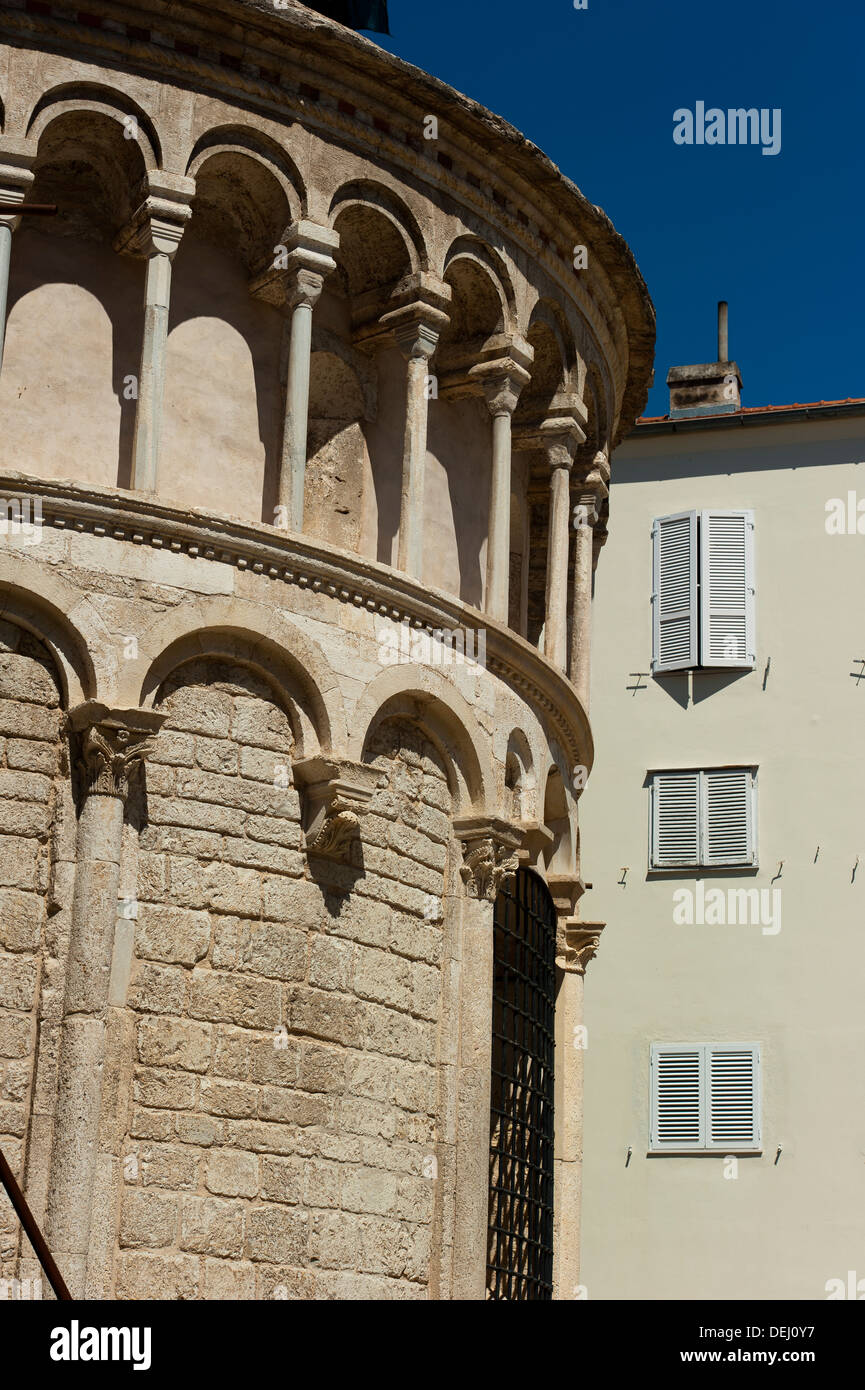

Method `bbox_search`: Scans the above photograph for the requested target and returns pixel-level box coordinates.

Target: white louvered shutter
[651,771,700,868]
[652,511,698,672]
[700,510,755,668]
[706,1045,761,1150]
[701,768,755,866]
[650,1044,704,1150]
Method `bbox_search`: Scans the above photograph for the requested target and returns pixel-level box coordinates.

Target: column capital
[114,173,196,259]
[0,149,36,230]
[383,304,450,361]
[249,220,339,310]
[514,396,587,465]
[556,920,605,975]
[470,354,533,418]
[66,702,166,801]
[293,755,380,862]
[380,273,451,360]
[453,815,524,901]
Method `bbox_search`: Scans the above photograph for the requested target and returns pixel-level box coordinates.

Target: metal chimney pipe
[718,301,729,362]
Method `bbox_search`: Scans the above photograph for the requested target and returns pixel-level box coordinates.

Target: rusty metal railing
[0,1144,71,1300]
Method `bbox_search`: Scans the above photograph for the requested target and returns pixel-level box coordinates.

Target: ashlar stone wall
[112,663,449,1300]
[0,623,64,1279]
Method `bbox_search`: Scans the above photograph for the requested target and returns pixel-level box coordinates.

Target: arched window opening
[487,867,557,1299]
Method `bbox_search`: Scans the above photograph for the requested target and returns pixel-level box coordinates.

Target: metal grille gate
[486,867,557,1299]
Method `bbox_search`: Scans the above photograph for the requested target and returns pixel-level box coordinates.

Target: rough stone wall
[0,623,63,1278]
[113,662,449,1300]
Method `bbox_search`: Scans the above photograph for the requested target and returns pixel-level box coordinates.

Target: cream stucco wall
[581,412,865,1300]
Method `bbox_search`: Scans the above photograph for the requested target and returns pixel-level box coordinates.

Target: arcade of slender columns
[0,176,600,691]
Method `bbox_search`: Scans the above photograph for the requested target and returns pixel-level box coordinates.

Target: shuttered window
[651,772,700,868]
[700,510,755,667]
[650,767,756,869]
[652,511,698,671]
[652,510,755,672]
[650,1043,761,1152]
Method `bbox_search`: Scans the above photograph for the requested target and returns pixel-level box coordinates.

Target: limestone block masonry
[0,0,653,1300]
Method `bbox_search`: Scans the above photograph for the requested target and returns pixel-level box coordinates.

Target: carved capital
[557,919,605,975]
[67,703,166,801]
[453,815,524,901]
[514,394,587,463]
[386,309,448,363]
[249,220,339,311]
[114,174,195,260]
[470,358,532,419]
[0,154,35,230]
[293,756,380,863]
[573,449,610,517]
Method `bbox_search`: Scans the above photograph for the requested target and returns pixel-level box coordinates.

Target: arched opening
[161,148,291,520]
[426,251,510,606]
[0,110,148,487]
[487,866,557,1300]
[328,192,418,570]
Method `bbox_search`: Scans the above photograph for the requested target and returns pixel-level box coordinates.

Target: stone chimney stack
[666,301,742,418]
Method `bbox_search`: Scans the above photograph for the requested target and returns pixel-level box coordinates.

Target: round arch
[185,124,306,225]
[129,598,345,758]
[26,83,161,169]
[0,562,110,707]
[329,179,428,275]
[350,666,494,815]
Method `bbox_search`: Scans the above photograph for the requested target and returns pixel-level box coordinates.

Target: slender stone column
[0,154,35,374]
[449,815,524,1300]
[115,175,195,492]
[569,453,609,707]
[470,352,532,624]
[379,286,450,579]
[544,435,578,669]
[553,917,604,1300]
[251,223,339,532]
[45,704,164,1297]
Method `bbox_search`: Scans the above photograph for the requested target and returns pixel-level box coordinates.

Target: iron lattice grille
[487,867,557,1300]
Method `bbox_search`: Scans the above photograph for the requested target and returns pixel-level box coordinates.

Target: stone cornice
[0,470,593,776]
[0,0,653,444]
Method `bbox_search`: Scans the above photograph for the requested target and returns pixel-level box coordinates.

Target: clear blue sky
[370,0,864,417]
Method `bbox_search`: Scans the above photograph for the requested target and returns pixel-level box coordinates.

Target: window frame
[651,509,756,674]
[649,1042,762,1155]
[649,765,758,872]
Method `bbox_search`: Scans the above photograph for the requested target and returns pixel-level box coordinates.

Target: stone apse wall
[0,0,653,1299]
